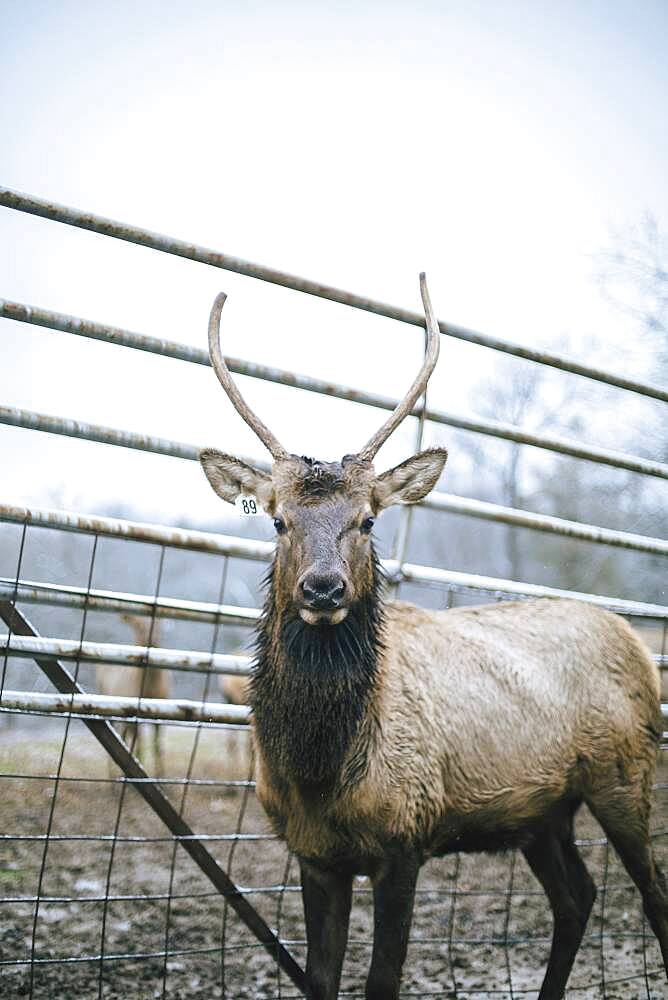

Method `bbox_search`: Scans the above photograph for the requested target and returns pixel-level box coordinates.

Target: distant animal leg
[127,721,142,764]
[523,818,596,1000]
[300,858,353,1000]
[365,850,420,1000]
[108,721,137,778]
[153,722,163,778]
[589,788,668,977]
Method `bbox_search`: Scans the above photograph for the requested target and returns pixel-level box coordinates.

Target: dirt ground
[0,724,667,1000]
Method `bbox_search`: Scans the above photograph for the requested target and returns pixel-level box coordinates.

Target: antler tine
[357,272,440,462]
[208,292,288,461]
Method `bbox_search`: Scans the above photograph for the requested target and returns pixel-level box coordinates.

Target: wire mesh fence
[1,187,667,998]
[1,509,667,999]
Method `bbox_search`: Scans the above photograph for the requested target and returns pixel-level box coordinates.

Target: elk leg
[300,858,353,1000]
[123,721,142,763]
[365,849,420,1000]
[590,793,668,976]
[153,723,163,778]
[523,824,594,1000]
[559,830,597,924]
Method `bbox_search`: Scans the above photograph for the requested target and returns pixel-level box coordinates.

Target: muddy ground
[0,724,666,1000]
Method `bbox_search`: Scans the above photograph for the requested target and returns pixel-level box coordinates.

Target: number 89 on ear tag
[235,495,263,517]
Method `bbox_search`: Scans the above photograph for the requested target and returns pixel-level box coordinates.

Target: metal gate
[1,186,667,998]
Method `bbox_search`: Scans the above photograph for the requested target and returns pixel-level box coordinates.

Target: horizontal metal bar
[1,826,667,850]
[0,500,274,558]
[4,298,668,481]
[0,688,250,723]
[0,951,659,991]
[0,632,252,675]
[394,560,668,618]
[423,493,668,556]
[0,404,268,471]
[0,297,216,366]
[2,500,667,616]
[0,880,625,903]
[0,403,200,461]
[2,188,667,403]
[3,627,664,672]
[0,887,290,905]
[0,576,259,625]
[0,772,254,787]
[0,832,270,843]
[3,404,668,556]
[2,570,666,664]
[0,878,644,904]
[0,944,259,970]
[0,707,242,729]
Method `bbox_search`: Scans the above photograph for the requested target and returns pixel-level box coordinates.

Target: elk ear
[372,447,447,511]
[199,449,274,508]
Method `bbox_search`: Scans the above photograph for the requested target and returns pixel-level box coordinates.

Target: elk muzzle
[297,569,350,625]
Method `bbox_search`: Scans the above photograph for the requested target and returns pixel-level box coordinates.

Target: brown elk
[199,275,667,1000]
[96,613,169,776]
[218,672,253,773]
[219,673,250,707]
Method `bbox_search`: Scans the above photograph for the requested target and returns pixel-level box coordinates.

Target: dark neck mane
[251,553,384,788]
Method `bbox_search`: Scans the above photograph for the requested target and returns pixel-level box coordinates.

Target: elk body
[199,277,668,1000]
[96,614,169,776]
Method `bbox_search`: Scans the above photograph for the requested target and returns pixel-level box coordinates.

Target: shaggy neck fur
[251,550,384,789]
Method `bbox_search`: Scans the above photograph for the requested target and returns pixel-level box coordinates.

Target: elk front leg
[366,849,420,1000]
[300,858,353,1000]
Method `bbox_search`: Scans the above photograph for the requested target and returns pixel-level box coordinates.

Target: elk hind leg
[522,815,596,1000]
[589,788,668,976]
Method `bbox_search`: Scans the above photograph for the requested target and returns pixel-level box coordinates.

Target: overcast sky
[1,0,667,527]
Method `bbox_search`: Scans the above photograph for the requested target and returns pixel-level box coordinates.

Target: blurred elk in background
[219,671,253,774]
[96,613,170,776]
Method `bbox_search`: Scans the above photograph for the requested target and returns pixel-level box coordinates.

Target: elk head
[200,274,447,626]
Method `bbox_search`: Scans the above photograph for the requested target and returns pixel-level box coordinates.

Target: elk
[96,613,169,776]
[219,672,253,772]
[219,673,250,707]
[199,276,667,1000]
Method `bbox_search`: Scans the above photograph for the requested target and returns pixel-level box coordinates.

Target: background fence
[1,186,667,998]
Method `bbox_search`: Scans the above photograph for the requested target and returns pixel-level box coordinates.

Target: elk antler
[357,272,440,462]
[208,292,288,461]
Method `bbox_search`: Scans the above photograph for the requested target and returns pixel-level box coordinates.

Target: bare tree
[597,214,668,461]
[468,357,574,580]
[597,213,668,347]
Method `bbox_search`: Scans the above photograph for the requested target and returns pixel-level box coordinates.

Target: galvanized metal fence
[1,186,667,998]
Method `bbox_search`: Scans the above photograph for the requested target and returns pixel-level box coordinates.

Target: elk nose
[301,573,346,610]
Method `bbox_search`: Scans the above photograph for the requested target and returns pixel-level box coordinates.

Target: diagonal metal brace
[0,600,307,995]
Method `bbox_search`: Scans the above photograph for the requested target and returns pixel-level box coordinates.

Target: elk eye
[360,516,375,534]
[273,517,287,535]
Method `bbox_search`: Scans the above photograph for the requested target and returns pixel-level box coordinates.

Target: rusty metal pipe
[393,560,668,619]
[1,502,667,618]
[0,688,250,724]
[0,632,251,676]
[1,187,667,403]
[1,408,667,555]
[0,577,259,626]
[2,297,667,480]
[0,501,274,559]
